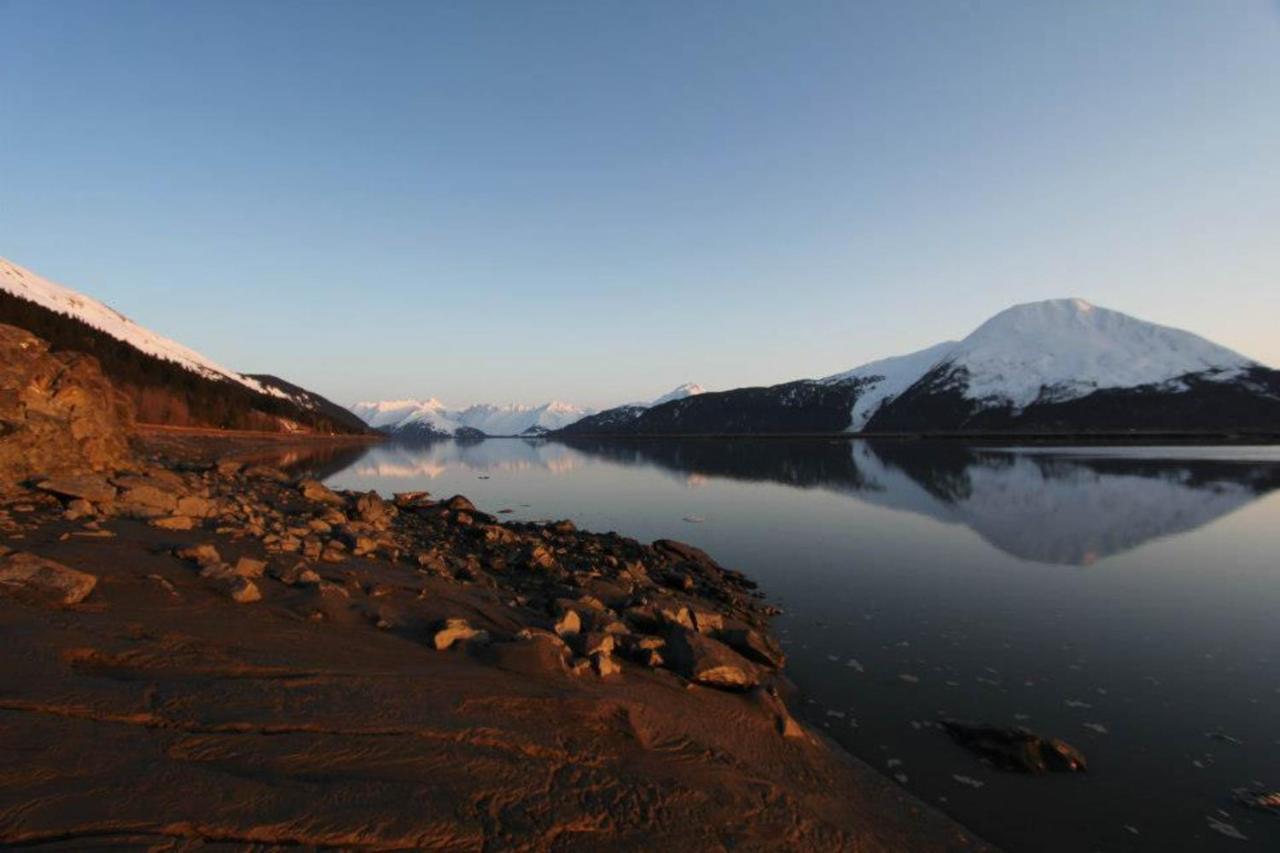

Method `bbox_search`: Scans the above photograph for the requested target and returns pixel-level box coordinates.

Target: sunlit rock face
[0,324,134,486]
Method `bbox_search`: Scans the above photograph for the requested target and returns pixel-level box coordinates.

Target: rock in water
[0,552,98,606]
[0,324,133,486]
[940,719,1087,774]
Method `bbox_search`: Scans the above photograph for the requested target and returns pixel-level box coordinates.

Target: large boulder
[0,324,133,486]
[663,627,760,690]
[0,552,98,607]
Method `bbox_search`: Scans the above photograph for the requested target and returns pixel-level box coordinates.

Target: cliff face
[0,323,134,485]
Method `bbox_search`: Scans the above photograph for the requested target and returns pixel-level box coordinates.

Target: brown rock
[444,495,476,512]
[150,515,194,531]
[663,628,760,690]
[0,552,97,606]
[433,618,490,650]
[232,557,267,578]
[35,475,117,503]
[175,495,215,518]
[719,627,786,670]
[0,325,134,485]
[119,484,178,513]
[176,543,222,569]
[553,608,582,637]
[299,479,344,506]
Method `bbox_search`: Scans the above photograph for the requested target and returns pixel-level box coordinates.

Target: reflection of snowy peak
[845,444,1263,564]
[350,399,592,438]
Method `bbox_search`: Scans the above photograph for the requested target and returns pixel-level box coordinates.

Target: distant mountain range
[558,299,1280,436]
[0,256,369,434]
[352,383,706,439]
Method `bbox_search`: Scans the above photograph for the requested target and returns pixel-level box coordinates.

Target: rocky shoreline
[0,323,988,850]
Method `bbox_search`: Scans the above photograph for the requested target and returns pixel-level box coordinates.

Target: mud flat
[0,431,990,850]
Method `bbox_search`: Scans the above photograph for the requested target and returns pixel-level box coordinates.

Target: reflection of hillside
[556,439,1280,565]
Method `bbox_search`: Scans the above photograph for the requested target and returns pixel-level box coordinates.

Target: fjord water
[323,439,1280,852]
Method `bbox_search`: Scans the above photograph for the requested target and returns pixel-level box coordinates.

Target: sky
[1,1,1278,409]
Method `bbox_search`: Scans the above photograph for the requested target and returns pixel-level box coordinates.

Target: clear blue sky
[2,0,1277,408]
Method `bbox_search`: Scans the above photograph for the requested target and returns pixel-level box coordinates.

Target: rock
[718,626,785,670]
[299,479,344,507]
[592,651,621,677]
[175,495,215,518]
[35,475,117,504]
[433,618,491,650]
[444,495,476,512]
[198,564,262,603]
[221,575,261,603]
[176,543,222,569]
[119,484,178,514]
[243,465,290,483]
[0,324,134,485]
[232,557,267,578]
[549,519,576,534]
[524,544,558,571]
[663,628,760,690]
[578,632,615,658]
[657,604,695,631]
[752,686,810,740]
[215,460,243,476]
[691,609,724,634]
[64,498,96,520]
[393,490,432,508]
[0,552,97,606]
[940,720,1087,774]
[355,492,393,525]
[554,608,582,637]
[150,515,194,530]
[1233,788,1280,815]
[270,561,321,586]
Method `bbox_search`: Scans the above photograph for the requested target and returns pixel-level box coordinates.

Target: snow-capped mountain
[355,384,707,438]
[1,257,283,399]
[865,298,1272,432]
[918,298,1251,409]
[350,398,594,438]
[0,255,368,433]
[650,383,707,406]
[822,341,958,430]
[559,298,1279,436]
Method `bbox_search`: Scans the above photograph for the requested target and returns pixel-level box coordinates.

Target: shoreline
[0,430,991,850]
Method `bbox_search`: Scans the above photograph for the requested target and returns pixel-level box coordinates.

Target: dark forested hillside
[0,289,371,434]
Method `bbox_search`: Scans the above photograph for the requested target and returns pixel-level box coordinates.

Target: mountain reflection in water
[328,438,1280,566]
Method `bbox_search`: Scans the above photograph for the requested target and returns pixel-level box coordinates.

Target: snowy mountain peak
[350,398,594,437]
[947,298,1256,408]
[0,255,287,400]
[651,383,706,406]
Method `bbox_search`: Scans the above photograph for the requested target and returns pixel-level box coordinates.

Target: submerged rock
[940,719,1087,774]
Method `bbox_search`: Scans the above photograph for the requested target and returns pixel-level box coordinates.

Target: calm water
[316,438,1280,852]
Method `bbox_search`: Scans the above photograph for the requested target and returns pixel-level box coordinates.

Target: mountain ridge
[560,298,1277,437]
[0,256,370,434]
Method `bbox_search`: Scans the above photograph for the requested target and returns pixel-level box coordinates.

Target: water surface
[320,438,1280,852]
